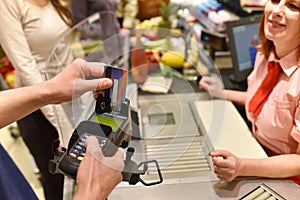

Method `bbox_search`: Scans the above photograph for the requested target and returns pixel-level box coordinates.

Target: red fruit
[145,50,159,64]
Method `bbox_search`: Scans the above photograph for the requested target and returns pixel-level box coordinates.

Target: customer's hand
[74,136,124,200]
[46,58,113,104]
[199,76,225,99]
[210,150,242,182]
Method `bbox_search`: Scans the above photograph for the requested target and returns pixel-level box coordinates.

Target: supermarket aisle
[0,123,45,200]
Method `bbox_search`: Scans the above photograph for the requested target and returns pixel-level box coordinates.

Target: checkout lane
[44,8,300,199]
[109,25,300,197]
[110,74,300,199]
[110,48,298,197]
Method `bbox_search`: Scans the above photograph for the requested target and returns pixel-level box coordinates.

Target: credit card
[103,66,128,113]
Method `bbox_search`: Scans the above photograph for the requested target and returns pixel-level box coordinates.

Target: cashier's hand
[199,76,225,99]
[210,150,242,182]
[73,136,124,200]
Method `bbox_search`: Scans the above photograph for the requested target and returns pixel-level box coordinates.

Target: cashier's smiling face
[264,0,300,55]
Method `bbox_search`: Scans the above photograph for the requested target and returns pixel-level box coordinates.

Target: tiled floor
[0,123,45,200]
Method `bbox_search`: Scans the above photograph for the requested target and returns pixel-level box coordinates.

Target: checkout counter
[44,11,300,200]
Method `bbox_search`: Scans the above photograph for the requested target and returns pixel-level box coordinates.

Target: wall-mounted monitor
[226,15,261,83]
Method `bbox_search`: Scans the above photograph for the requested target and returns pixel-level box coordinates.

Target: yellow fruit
[161,51,184,68]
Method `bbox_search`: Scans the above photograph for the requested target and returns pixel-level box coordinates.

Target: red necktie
[248,61,281,118]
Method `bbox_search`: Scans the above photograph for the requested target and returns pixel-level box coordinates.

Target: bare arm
[0,58,112,129]
[224,89,247,106]
[211,144,300,181]
[241,154,300,178]
[0,58,124,199]
[0,82,53,128]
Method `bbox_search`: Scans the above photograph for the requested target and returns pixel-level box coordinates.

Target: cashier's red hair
[257,13,300,59]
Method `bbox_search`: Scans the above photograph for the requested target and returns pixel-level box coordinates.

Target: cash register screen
[227,15,261,82]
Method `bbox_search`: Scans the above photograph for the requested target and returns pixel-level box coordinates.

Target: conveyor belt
[240,183,286,200]
[146,139,211,174]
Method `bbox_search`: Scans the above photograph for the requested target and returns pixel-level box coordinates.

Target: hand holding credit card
[49,65,130,178]
[96,65,128,114]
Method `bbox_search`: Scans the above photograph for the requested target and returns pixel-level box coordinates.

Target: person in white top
[0,0,74,199]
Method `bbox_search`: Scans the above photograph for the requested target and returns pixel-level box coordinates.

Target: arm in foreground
[0,58,112,128]
[74,136,124,200]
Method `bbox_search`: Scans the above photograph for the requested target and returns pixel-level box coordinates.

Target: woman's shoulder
[3,0,52,9]
[1,0,26,7]
[0,0,29,14]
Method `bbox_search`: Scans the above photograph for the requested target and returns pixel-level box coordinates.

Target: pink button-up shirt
[245,50,300,154]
